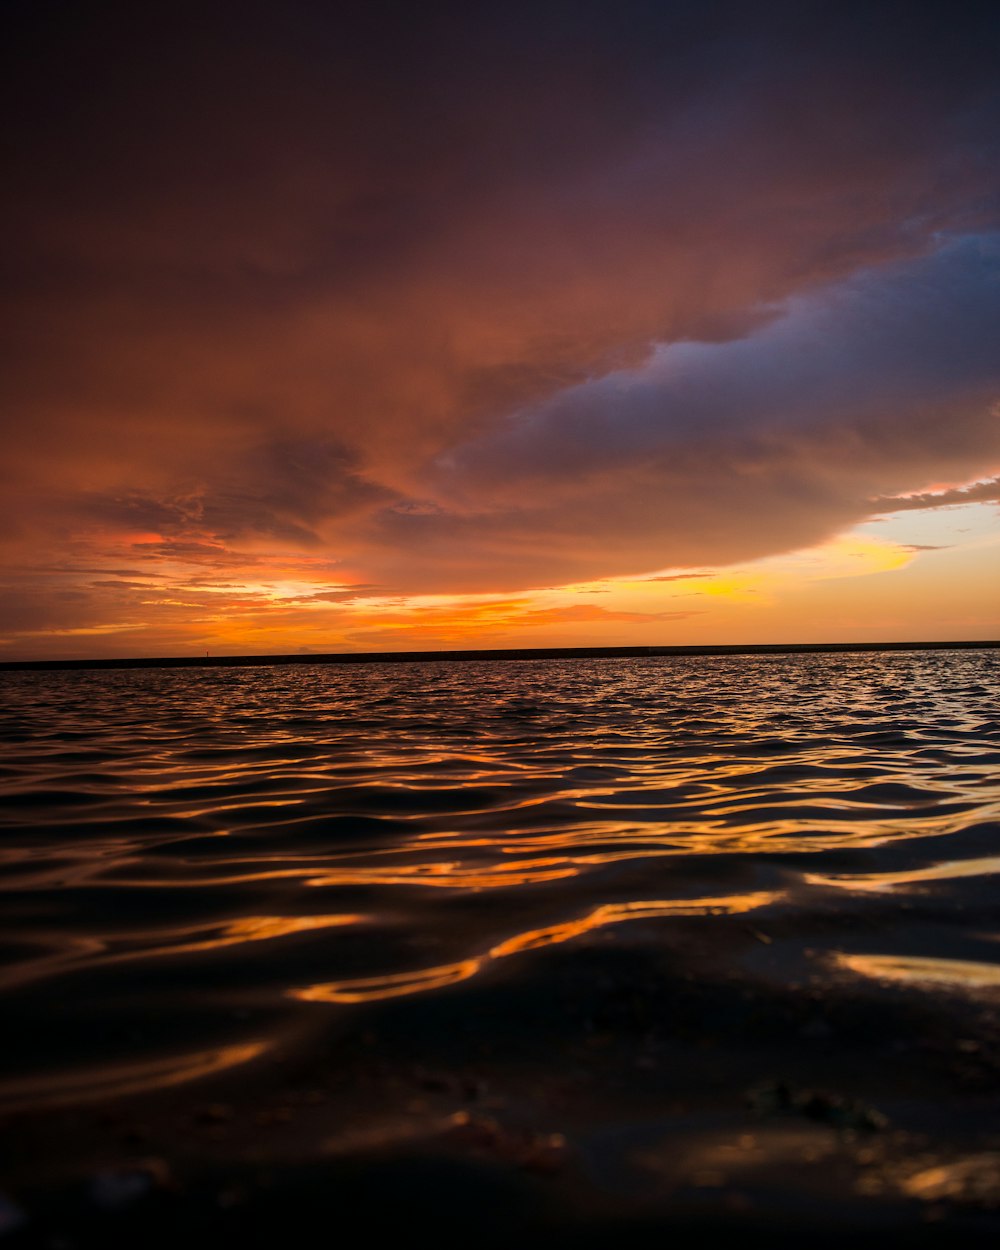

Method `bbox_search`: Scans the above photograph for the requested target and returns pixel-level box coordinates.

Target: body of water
[2,650,999,1243]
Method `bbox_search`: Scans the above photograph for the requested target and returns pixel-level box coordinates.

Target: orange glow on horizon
[2,496,997,659]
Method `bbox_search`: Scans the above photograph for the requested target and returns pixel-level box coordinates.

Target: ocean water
[2,649,998,1099]
[2,650,1000,1236]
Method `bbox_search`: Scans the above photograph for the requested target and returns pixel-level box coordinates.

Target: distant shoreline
[0,639,996,672]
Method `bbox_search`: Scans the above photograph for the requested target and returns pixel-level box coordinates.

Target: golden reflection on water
[490,893,778,958]
[296,960,483,1004]
[292,890,780,1005]
[807,857,1000,893]
[901,1154,1000,1201]
[304,856,583,889]
[835,952,1000,990]
[91,807,990,894]
[5,654,998,1115]
[0,1041,267,1113]
[0,914,362,992]
[635,1123,838,1188]
[175,913,361,953]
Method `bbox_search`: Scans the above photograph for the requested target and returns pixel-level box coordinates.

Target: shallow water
[2,650,998,1115]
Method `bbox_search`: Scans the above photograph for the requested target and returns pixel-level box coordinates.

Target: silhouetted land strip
[1,639,996,671]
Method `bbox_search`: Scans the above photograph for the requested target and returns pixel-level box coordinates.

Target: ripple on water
[0,649,998,1105]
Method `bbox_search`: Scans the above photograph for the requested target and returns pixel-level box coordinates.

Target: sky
[2,0,998,659]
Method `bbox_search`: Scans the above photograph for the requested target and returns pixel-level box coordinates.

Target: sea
[2,648,1000,1243]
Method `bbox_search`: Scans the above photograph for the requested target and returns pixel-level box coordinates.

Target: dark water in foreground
[2,650,1000,1243]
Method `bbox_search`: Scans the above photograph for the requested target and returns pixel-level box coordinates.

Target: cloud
[871,476,1000,512]
[1,2,999,645]
[305,585,384,603]
[519,605,691,626]
[643,573,714,583]
[358,237,1000,589]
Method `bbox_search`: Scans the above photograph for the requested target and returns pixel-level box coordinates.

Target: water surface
[2,651,999,1238]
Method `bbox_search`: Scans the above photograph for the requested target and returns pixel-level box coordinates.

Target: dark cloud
[128,541,241,563]
[1,1,999,635]
[644,573,714,582]
[4,565,167,578]
[75,494,200,534]
[358,238,1000,589]
[305,586,384,603]
[871,476,1000,512]
[89,579,164,589]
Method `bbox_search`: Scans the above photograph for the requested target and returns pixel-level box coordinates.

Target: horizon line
[1,639,997,673]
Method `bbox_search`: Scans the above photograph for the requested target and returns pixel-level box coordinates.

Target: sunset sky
[3,1,998,659]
